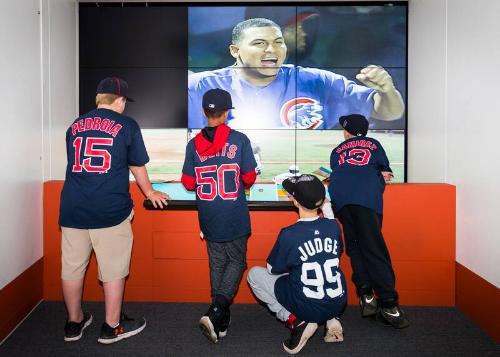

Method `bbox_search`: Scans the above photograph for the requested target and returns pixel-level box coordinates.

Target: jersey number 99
[301,258,343,300]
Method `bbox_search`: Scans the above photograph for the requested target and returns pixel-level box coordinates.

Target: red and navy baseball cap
[97,77,135,102]
[282,174,325,210]
[202,89,234,112]
[339,114,369,136]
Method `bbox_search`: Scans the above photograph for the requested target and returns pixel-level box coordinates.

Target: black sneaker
[283,314,318,354]
[377,306,410,329]
[218,306,231,338]
[199,304,224,343]
[64,312,93,342]
[97,313,146,344]
[360,294,378,318]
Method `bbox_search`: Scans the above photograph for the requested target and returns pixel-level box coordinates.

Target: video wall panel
[79,2,408,182]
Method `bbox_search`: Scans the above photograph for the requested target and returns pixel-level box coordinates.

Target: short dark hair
[204,109,227,119]
[232,18,281,44]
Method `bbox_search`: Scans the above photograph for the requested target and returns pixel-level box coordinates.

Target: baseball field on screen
[141,129,405,183]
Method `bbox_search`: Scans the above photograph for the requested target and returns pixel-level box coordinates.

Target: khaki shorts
[61,211,134,282]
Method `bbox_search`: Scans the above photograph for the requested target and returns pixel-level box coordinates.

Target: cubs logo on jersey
[280,97,324,129]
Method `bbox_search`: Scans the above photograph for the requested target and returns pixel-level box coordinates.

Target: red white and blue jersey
[59,108,149,229]
[268,217,347,323]
[188,65,375,129]
[328,136,391,215]
[182,127,257,242]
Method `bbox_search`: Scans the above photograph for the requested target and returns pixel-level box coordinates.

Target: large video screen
[79,2,407,182]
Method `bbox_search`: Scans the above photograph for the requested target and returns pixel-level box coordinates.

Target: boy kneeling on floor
[248,174,347,354]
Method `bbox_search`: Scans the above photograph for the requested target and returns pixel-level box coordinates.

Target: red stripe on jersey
[181,173,196,191]
[241,170,256,190]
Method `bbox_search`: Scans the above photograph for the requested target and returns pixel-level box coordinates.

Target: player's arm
[129,165,170,208]
[376,143,393,184]
[356,65,405,121]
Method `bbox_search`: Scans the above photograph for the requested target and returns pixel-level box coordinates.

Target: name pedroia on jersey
[71,117,123,137]
[298,235,339,262]
[335,139,377,154]
[197,142,238,163]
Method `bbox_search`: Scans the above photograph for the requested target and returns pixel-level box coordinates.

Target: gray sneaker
[97,313,146,344]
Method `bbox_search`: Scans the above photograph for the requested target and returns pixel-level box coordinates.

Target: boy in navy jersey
[328,114,409,329]
[181,89,257,343]
[248,174,346,354]
[59,77,169,344]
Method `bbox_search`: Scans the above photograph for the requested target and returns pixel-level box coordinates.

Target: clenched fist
[356,65,395,93]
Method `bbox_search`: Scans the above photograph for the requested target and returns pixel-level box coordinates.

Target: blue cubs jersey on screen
[328,136,391,215]
[59,108,149,229]
[268,217,347,322]
[188,65,375,129]
[182,130,257,241]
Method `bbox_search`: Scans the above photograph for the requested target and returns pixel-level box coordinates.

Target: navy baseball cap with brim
[202,88,234,111]
[339,114,369,136]
[282,174,325,210]
[97,77,135,102]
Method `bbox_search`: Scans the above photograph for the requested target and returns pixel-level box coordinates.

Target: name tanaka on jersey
[71,117,123,138]
[197,143,238,163]
[298,236,339,262]
[335,139,377,154]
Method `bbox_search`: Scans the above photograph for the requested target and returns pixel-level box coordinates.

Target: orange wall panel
[0,259,43,342]
[456,263,500,342]
[43,181,456,307]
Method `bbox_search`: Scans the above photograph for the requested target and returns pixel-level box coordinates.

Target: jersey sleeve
[127,122,150,166]
[330,146,341,171]
[181,141,196,190]
[188,73,207,129]
[240,136,258,188]
[267,229,291,274]
[322,70,375,128]
[376,142,392,172]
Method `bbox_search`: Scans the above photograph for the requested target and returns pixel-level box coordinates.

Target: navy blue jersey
[182,129,257,241]
[268,217,347,323]
[189,65,375,129]
[59,108,149,229]
[328,136,391,215]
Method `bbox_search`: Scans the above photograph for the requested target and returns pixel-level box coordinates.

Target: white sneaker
[324,317,344,343]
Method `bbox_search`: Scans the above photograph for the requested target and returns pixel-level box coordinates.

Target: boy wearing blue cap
[329,114,409,329]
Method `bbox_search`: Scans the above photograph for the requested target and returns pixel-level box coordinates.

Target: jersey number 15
[72,137,113,173]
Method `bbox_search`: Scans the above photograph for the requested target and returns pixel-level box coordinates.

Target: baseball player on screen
[188,18,405,129]
[181,89,258,343]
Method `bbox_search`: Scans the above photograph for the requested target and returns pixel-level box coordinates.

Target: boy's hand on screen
[147,190,170,208]
[356,65,395,93]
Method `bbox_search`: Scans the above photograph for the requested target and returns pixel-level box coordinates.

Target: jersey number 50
[301,258,343,300]
[195,164,240,200]
[72,137,113,173]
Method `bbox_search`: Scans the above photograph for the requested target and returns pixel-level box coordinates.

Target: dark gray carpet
[0,302,498,356]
